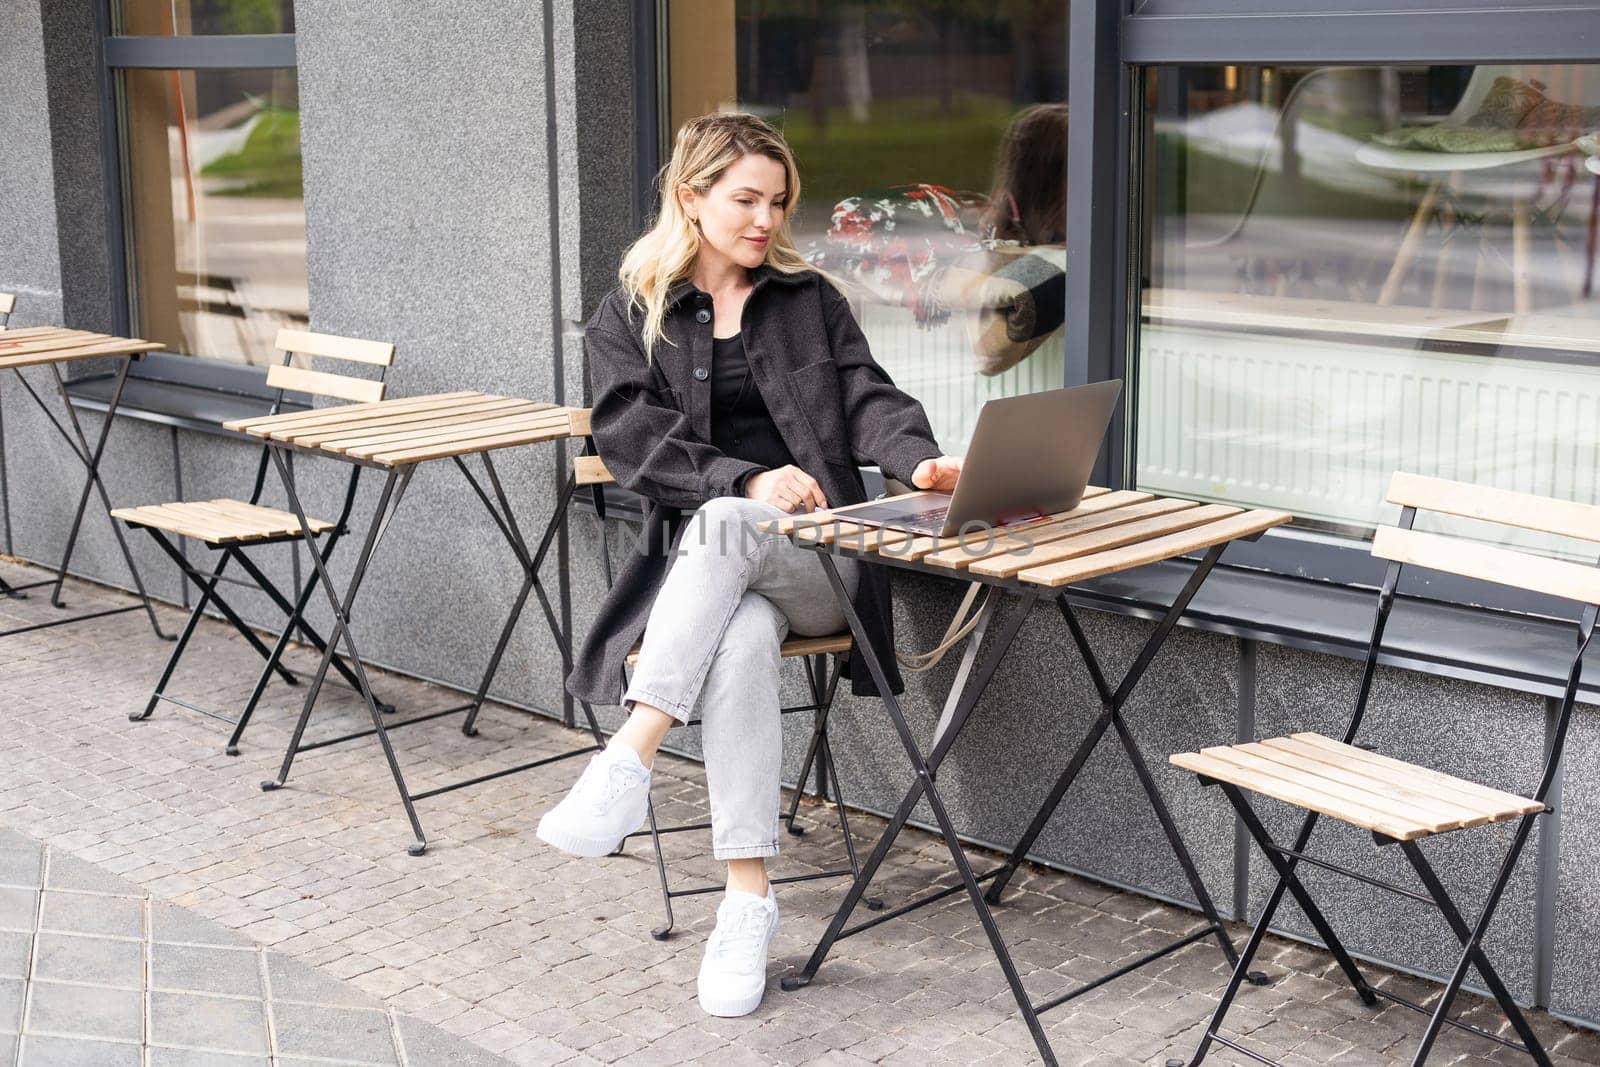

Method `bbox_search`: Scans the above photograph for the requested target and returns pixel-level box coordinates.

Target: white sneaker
[535,742,651,858]
[697,887,779,1017]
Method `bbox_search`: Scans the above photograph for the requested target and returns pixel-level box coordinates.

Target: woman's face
[681,152,788,273]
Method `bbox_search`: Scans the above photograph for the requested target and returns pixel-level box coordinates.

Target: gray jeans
[623,496,860,860]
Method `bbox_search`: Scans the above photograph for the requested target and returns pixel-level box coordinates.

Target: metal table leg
[259,448,606,856]
[784,544,1261,1065]
[781,554,1061,1063]
[0,356,168,638]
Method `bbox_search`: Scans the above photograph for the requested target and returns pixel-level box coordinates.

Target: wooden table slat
[1016,509,1292,588]
[223,391,488,435]
[0,330,163,370]
[337,408,573,459]
[368,420,576,465]
[299,398,547,449]
[935,498,1203,575]
[967,503,1241,578]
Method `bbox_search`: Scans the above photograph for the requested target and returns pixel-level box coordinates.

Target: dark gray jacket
[565,265,942,707]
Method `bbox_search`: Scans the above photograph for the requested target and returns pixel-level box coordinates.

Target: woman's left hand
[911,455,963,492]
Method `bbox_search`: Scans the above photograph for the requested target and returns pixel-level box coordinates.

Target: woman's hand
[911,455,964,492]
[745,466,828,513]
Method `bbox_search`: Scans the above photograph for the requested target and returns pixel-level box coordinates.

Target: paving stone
[271,1002,400,1065]
[25,981,143,1041]
[0,846,43,889]
[17,1033,142,1066]
[44,853,141,897]
[151,902,254,948]
[150,943,262,998]
[0,889,36,933]
[266,951,382,1008]
[149,991,269,1056]
[0,976,21,1033]
[148,1051,271,1067]
[0,931,30,980]
[32,933,143,989]
[37,891,142,939]
[394,1014,514,1066]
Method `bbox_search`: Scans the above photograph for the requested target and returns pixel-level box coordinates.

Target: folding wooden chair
[114,329,398,754]
[571,448,875,940]
[1171,472,1595,1066]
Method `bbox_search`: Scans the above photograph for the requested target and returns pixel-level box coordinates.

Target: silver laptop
[844,381,1123,538]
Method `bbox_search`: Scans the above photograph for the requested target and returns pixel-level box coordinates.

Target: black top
[710,333,796,489]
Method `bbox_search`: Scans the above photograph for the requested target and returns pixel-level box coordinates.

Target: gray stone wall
[5,0,1600,1033]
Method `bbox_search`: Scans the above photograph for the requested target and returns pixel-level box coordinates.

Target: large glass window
[116,0,294,36]
[1136,64,1600,556]
[666,2,1069,452]
[113,2,305,368]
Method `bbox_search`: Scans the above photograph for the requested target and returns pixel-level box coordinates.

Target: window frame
[1116,1,1600,623]
[97,9,300,414]
[636,0,1600,626]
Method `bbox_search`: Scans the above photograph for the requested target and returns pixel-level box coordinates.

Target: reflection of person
[541,113,963,1019]
[962,102,1070,375]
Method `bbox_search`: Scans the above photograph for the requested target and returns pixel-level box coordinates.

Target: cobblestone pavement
[6,560,1600,1067]
[0,826,512,1066]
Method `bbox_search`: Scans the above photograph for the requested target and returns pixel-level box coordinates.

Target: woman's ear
[676,184,699,223]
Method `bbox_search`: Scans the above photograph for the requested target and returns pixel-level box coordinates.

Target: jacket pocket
[789,358,850,461]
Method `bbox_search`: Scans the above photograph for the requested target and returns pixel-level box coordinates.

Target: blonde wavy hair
[619,112,817,358]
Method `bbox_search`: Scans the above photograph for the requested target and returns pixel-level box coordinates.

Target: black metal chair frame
[577,451,875,941]
[1181,501,1593,1067]
[0,305,167,640]
[123,340,389,754]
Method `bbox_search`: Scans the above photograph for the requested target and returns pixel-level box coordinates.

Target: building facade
[7,0,1600,1030]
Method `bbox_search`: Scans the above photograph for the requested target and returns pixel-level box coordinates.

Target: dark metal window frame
[627,0,1600,631]
[95,15,300,421]
[1107,0,1600,625]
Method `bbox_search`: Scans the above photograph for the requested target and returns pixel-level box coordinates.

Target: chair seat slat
[113,499,335,545]
[574,455,613,486]
[626,632,850,667]
[1274,734,1543,817]
[1171,733,1544,842]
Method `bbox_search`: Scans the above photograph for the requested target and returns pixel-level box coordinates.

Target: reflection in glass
[668,2,1069,452]
[121,67,307,366]
[116,0,294,36]
[1137,64,1600,553]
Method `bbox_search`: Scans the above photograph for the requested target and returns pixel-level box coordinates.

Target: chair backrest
[266,327,395,406]
[0,292,13,326]
[1351,471,1600,804]
[242,328,396,511]
[1372,472,1600,606]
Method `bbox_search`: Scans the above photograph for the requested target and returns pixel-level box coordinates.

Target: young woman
[538,112,963,1019]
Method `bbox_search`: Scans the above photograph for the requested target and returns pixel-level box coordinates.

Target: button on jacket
[566,265,943,707]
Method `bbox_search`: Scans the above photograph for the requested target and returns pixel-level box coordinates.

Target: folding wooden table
[0,327,168,638]
[224,392,605,855]
[764,488,1292,1067]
